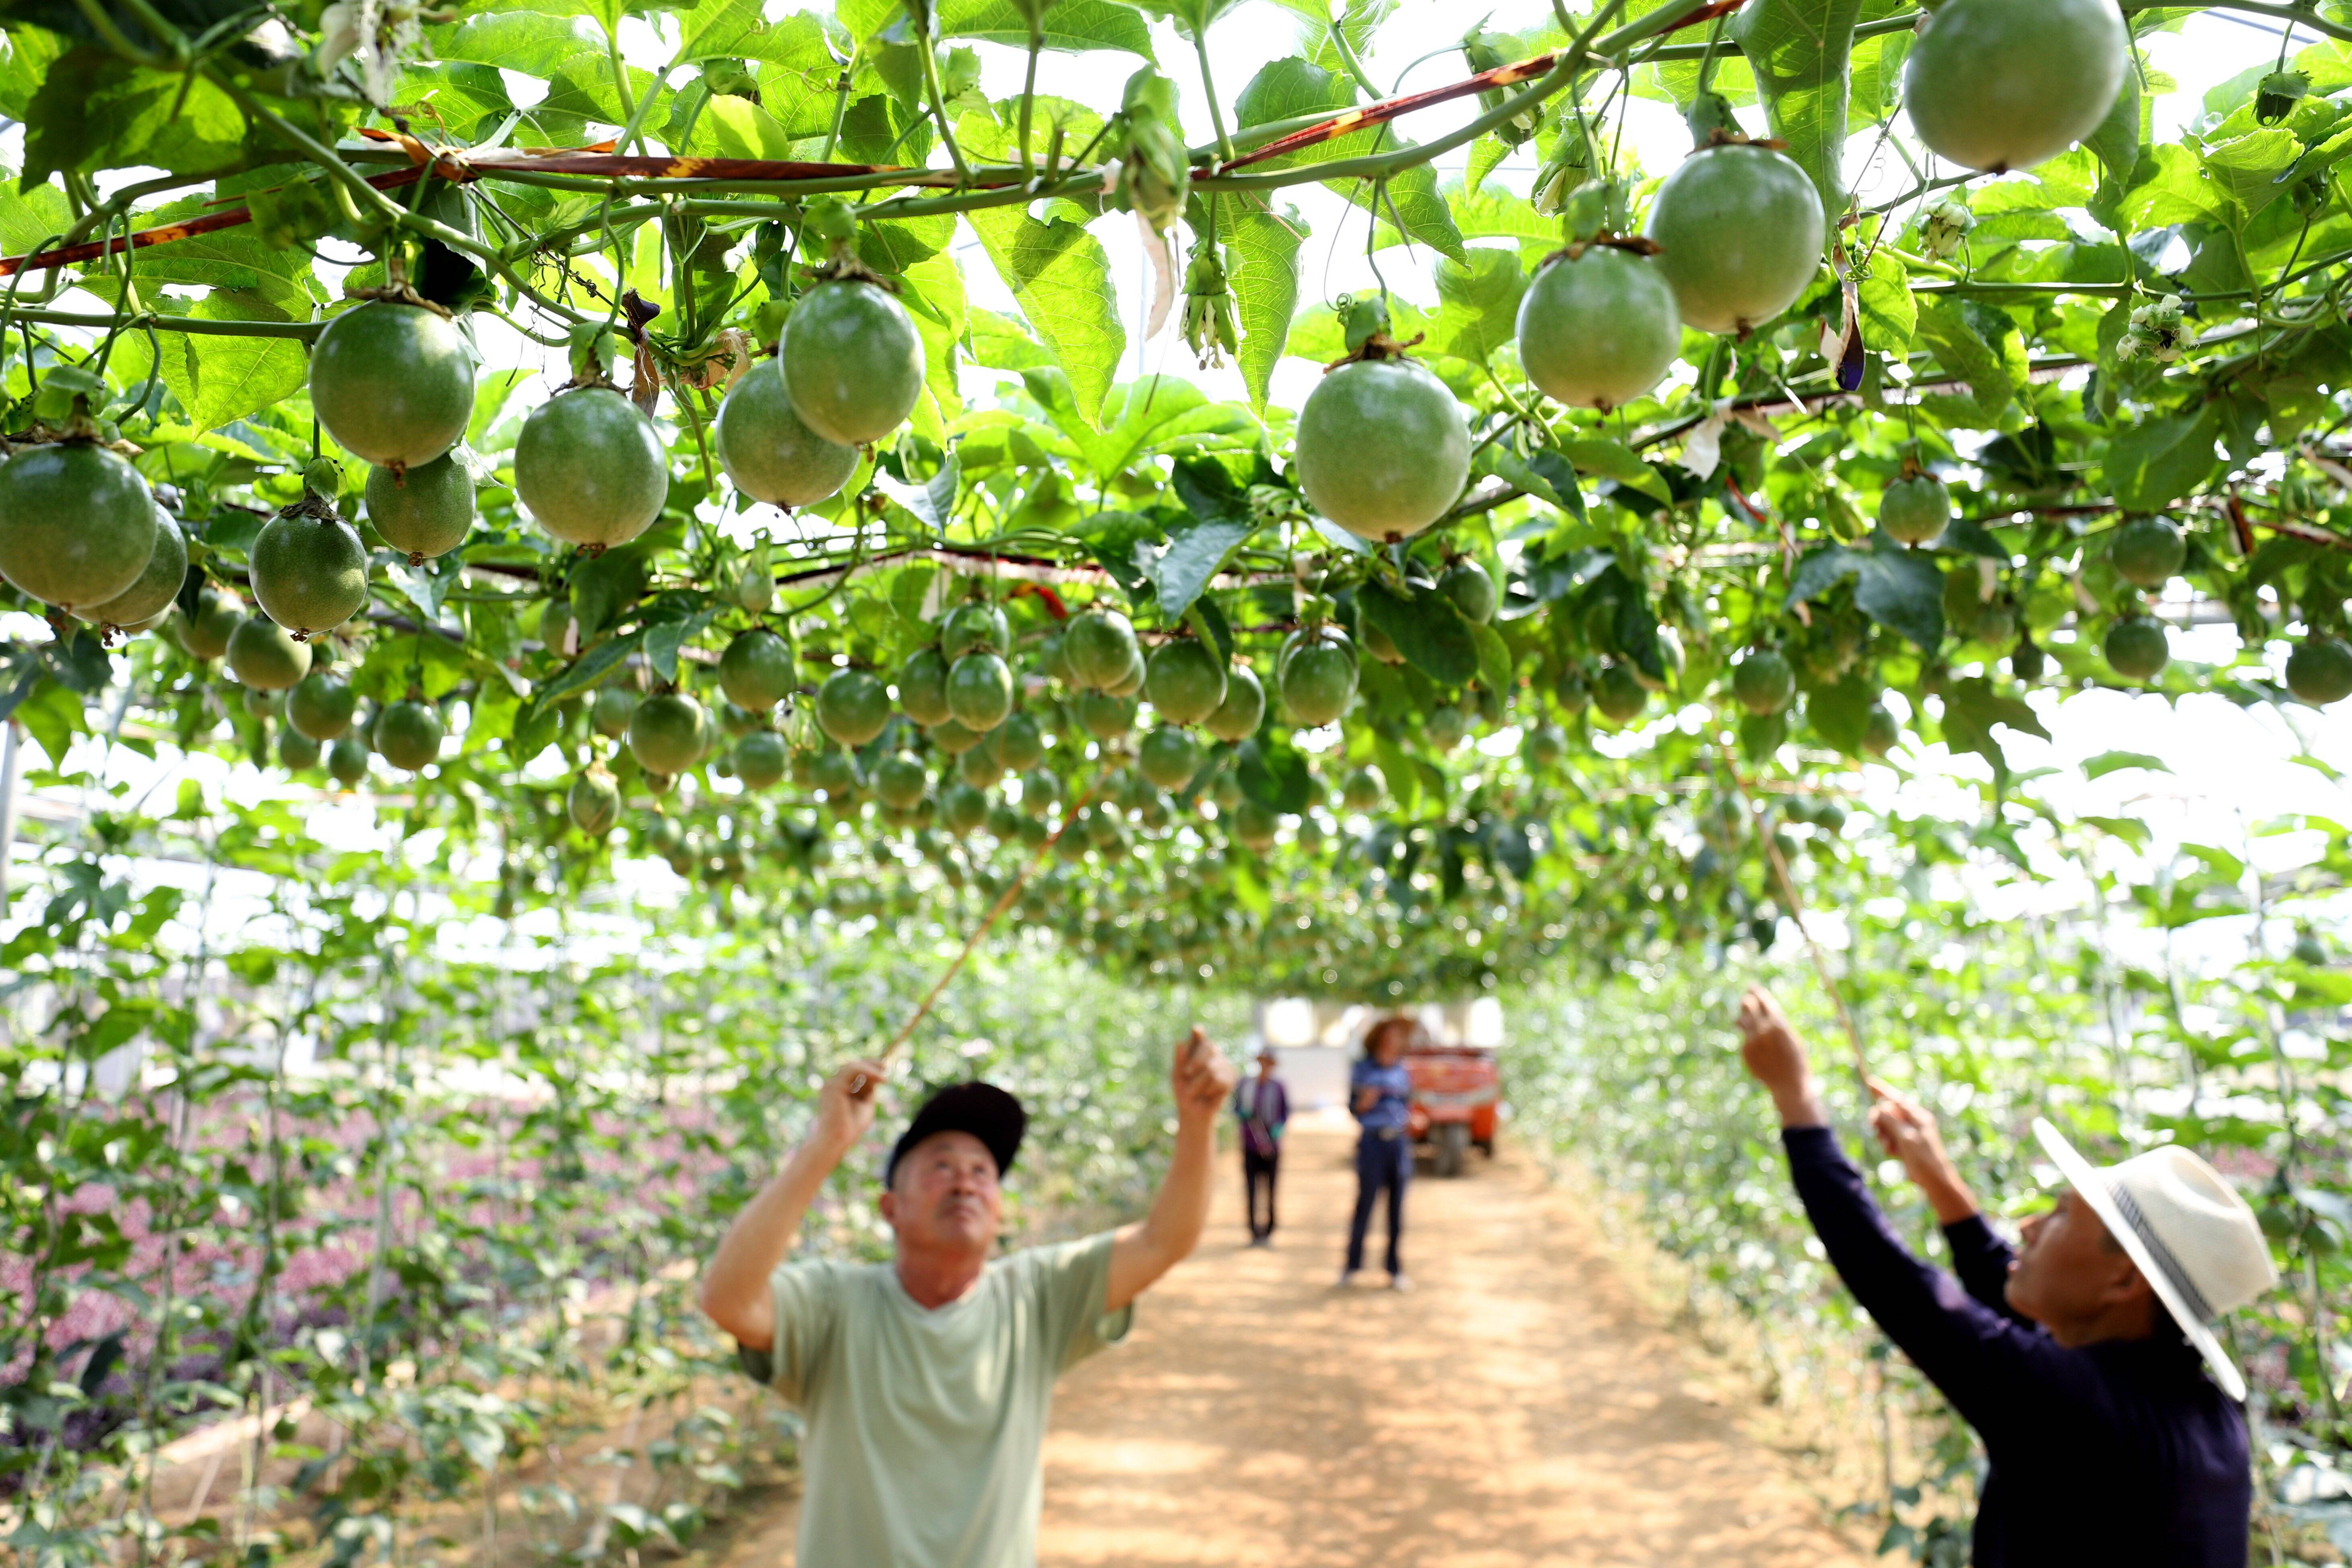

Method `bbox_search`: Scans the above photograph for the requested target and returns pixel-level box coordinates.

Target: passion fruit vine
[1644,143,1826,336]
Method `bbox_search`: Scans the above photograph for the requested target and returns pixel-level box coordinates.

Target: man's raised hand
[1866,1078,1979,1223]
[814,1057,887,1154]
[1736,987,1826,1129]
[1170,1027,1237,1120]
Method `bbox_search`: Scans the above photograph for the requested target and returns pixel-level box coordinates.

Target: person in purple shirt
[1737,987,2279,1568]
[1341,1016,1419,1291]
[1233,1045,1290,1245]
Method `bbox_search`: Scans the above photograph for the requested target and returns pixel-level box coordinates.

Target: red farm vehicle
[1404,1043,1499,1177]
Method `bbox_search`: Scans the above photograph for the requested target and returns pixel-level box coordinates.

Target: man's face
[1257,1053,1278,1076]
[881,1130,1002,1255]
[2004,1186,2144,1326]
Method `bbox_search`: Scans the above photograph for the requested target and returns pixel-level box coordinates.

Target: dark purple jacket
[1233,1076,1289,1159]
[1784,1127,2251,1567]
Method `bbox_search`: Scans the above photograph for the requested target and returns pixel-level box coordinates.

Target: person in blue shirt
[1341,1015,1419,1290]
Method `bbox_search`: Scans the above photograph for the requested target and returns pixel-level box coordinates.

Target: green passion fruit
[929,717,986,755]
[873,751,930,811]
[1065,609,1141,690]
[1294,360,1471,543]
[810,748,860,796]
[1018,766,1062,816]
[997,710,1047,771]
[227,615,313,690]
[1281,632,1359,727]
[592,686,639,738]
[1524,723,1568,768]
[2104,617,2171,682]
[326,733,372,787]
[1554,665,1591,715]
[779,279,925,445]
[945,651,1015,731]
[251,514,369,635]
[1075,690,1138,740]
[2110,516,2186,589]
[1138,727,1202,791]
[1104,649,1146,698]
[1203,663,1266,743]
[77,508,187,631]
[1144,639,1227,725]
[183,587,244,660]
[279,729,322,773]
[941,781,989,835]
[942,602,1011,659]
[0,441,156,610]
[716,359,859,508]
[515,387,669,549]
[734,731,790,790]
[2287,638,2352,705]
[366,453,475,563]
[1425,704,1470,752]
[288,671,358,742]
[1861,703,1902,758]
[898,648,954,726]
[1732,649,1796,715]
[1228,799,1280,852]
[719,628,797,711]
[374,699,444,771]
[1879,475,1951,545]
[1644,144,1826,335]
[1593,663,1649,725]
[1515,246,1683,411]
[568,768,620,836]
[1440,561,1498,627]
[815,668,891,747]
[958,731,1005,787]
[1341,765,1385,812]
[1904,0,2128,174]
[309,302,475,469]
[630,692,709,775]
[246,688,284,719]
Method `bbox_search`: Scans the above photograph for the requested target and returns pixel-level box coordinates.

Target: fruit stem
[914,11,975,187]
[1018,22,1043,178]
[1191,29,1237,165]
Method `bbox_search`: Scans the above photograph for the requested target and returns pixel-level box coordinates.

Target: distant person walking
[1342,1016,1419,1290]
[1234,1045,1290,1244]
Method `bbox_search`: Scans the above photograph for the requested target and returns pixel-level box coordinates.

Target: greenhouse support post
[0,718,21,919]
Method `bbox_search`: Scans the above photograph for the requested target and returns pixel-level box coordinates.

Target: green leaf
[115,297,309,434]
[1237,737,1314,812]
[1348,160,1466,262]
[1357,582,1479,686]
[2105,407,2220,511]
[966,203,1126,428]
[1142,459,1257,618]
[1912,300,2012,428]
[1803,673,1877,756]
[2085,59,2142,184]
[1077,377,1257,481]
[2116,143,2237,231]
[23,46,249,184]
[2082,750,2170,779]
[967,307,1057,371]
[1444,181,1558,245]
[1939,674,2051,778]
[1726,0,1863,217]
[1226,201,1306,415]
[1851,546,1945,653]
[937,0,1157,58]
[2200,128,2302,221]
[1856,246,1914,355]
[1431,248,1527,365]
[1469,621,1513,696]
[1556,438,1671,504]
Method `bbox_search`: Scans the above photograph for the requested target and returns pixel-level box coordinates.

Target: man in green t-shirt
[698,1026,1237,1568]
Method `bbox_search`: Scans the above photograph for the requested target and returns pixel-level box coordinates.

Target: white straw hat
[2032,1118,2279,1402]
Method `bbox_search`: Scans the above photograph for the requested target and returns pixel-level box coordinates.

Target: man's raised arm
[1106,1027,1237,1313]
[698,1057,883,1348]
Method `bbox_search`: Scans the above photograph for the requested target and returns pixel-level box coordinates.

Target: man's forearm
[1107,1112,1217,1311]
[698,1134,847,1343]
[1915,1163,1980,1225]
[1769,1076,1829,1130]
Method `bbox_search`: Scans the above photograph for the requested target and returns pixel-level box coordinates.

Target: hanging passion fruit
[1018,765,1062,817]
[1516,246,1683,410]
[958,729,1005,787]
[873,750,929,811]
[592,686,639,739]
[1075,690,1138,740]
[568,768,621,836]
[928,717,986,755]
[1144,638,1227,725]
[252,513,369,636]
[815,668,891,747]
[1592,662,1648,725]
[2287,637,2352,705]
[997,710,1046,771]
[1879,474,1951,545]
[309,302,475,469]
[1064,609,1140,690]
[288,671,358,742]
[2109,516,2186,589]
[365,453,474,563]
[77,508,187,631]
[279,729,322,773]
[1341,765,1385,812]
[1439,559,1498,625]
[1732,649,1797,715]
[2104,616,2171,682]
[0,441,156,610]
[325,733,371,786]
[374,699,444,771]
[945,651,1015,731]
[1228,799,1280,852]
[629,691,709,775]
[1138,727,1202,791]
[1202,663,1266,743]
[1104,647,1146,698]
[779,278,925,445]
[716,358,860,507]
[1904,0,2128,175]
[896,647,953,727]
[942,602,1011,659]
[719,628,797,712]
[1295,359,1471,542]
[182,587,244,660]
[515,387,669,549]
[940,781,989,835]
[227,615,312,690]
[1280,631,1358,727]
[1643,144,1826,335]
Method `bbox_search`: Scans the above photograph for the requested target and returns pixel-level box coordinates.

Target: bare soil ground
[699,1122,1871,1568]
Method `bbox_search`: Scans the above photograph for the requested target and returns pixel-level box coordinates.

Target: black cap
[885,1081,1026,1185]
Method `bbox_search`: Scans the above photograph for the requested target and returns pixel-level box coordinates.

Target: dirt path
[704,1122,1870,1567]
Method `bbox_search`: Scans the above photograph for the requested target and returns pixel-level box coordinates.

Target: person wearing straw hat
[697,1026,1237,1568]
[1737,987,2277,1567]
